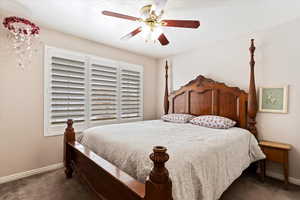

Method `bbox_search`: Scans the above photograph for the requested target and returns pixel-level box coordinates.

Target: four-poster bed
[63,39,262,200]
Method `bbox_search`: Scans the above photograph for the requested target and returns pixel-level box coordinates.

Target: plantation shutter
[45,48,88,136]
[119,63,143,120]
[44,47,144,136]
[89,58,119,126]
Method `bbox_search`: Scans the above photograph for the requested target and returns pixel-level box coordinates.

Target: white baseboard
[266,171,300,186]
[0,163,64,185]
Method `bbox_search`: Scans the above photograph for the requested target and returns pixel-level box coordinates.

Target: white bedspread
[79,120,265,200]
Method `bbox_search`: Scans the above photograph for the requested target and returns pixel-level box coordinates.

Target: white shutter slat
[52,64,84,72]
[91,74,117,81]
[51,118,85,124]
[52,68,84,76]
[52,79,84,85]
[52,73,85,80]
[89,61,118,123]
[52,56,85,67]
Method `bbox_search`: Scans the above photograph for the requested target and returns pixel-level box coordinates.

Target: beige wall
[157,18,300,180]
[0,17,158,177]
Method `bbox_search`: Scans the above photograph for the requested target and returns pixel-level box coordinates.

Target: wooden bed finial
[149,146,170,183]
[64,119,75,178]
[248,39,258,138]
[65,119,75,143]
[164,60,169,115]
[145,146,172,200]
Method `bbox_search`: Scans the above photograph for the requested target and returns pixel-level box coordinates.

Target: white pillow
[161,114,195,123]
[189,115,236,129]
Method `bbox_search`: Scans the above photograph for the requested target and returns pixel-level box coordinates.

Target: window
[44,47,143,136]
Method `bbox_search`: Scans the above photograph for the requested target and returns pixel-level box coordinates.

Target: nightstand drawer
[262,147,285,163]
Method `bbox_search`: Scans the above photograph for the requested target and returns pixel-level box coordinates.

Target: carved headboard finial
[164,60,169,115]
[249,39,256,64]
[165,60,168,71]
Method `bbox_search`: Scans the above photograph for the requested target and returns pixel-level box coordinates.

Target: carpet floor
[0,169,299,200]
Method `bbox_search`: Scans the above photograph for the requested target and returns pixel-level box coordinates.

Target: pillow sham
[189,115,236,129]
[161,114,195,123]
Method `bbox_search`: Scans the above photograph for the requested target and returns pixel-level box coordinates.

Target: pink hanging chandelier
[3,16,40,68]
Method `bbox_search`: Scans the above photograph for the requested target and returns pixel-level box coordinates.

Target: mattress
[79,120,265,200]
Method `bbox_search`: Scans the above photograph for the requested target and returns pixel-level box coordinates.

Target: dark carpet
[1,169,299,200]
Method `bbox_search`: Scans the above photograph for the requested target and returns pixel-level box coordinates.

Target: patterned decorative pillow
[161,114,195,123]
[189,115,236,129]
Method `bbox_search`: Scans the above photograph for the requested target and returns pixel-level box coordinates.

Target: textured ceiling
[1,0,300,58]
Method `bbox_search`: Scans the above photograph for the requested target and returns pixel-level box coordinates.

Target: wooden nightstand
[259,140,291,186]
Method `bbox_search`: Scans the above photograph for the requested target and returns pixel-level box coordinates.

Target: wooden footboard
[64,120,173,200]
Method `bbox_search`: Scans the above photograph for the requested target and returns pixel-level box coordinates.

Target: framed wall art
[259,86,289,113]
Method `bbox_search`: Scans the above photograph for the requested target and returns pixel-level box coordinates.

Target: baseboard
[0,163,64,185]
[266,171,300,186]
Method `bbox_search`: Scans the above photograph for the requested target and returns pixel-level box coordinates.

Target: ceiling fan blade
[102,11,140,21]
[121,27,142,40]
[153,0,168,15]
[158,33,169,46]
[161,20,200,28]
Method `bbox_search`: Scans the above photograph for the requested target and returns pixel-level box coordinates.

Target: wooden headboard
[164,39,258,138]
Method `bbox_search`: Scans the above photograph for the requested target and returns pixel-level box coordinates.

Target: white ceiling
[1,0,300,58]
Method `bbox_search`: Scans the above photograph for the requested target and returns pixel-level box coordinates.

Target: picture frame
[259,86,289,113]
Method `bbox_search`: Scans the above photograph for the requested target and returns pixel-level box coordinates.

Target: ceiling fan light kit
[102,0,200,46]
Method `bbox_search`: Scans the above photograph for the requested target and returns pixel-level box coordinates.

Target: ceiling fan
[102,0,200,46]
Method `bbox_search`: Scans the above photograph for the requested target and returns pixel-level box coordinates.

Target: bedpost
[145,146,173,200]
[64,119,75,178]
[164,61,169,114]
[248,39,258,139]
